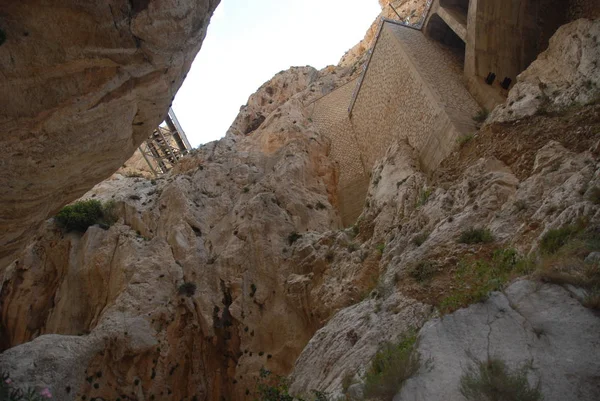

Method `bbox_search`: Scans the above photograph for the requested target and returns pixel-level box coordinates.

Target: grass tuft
[460,358,543,401]
[472,109,489,123]
[178,282,197,297]
[459,228,494,244]
[415,188,432,208]
[288,232,302,245]
[412,232,429,247]
[539,224,583,255]
[587,187,600,204]
[363,332,421,400]
[438,248,533,314]
[457,134,474,147]
[409,261,437,283]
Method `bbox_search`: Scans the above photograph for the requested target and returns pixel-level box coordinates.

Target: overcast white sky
[172,0,381,147]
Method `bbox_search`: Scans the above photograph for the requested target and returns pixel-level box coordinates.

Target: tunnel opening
[426,13,466,67]
[440,0,470,16]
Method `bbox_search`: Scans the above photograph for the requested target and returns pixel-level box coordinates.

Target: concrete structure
[311,1,599,226]
[311,19,479,226]
[425,0,600,110]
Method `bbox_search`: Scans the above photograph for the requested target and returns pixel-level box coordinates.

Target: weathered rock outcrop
[490,18,600,122]
[1,7,599,401]
[397,280,600,401]
[0,0,219,269]
[0,64,374,401]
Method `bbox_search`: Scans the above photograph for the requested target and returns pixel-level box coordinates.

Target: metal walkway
[138,108,192,176]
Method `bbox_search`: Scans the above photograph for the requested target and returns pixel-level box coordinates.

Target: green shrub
[415,188,432,208]
[457,134,474,147]
[315,201,327,210]
[178,282,197,297]
[539,224,582,255]
[459,228,494,244]
[460,358,543,401]
[54,199,118,233]
[410,261,437,283]
[472,109,489,123]
[254,368,329,401]
[583,287,600,310]
[376,243,385,254]
[588,187,600,204]
[363,332,421,400]
[412,232,429,247]
[288,232,302,245]
[438,248,533,313]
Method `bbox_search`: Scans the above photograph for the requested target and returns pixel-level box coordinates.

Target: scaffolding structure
[138,108,192,176]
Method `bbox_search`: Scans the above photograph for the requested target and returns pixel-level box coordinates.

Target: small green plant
[460,358,543,401]
[583,286,600,309]
[376,243,385,254]
[341,372,356,394]
[473,109,489,123]
[539,224,582,254]
[288,232,302,245]
[415,188,432,208]
[54,199,118,233]
[253,368,329,401]
[459,228,494,244]
[348,224,359,239]
[363,332,421,400]
[410,261,437,283]
[412,232,429,247]
[514,200,528,212]
[178,282,197,297]
[315,201,327,210]
[243,187,250,193]
[438,248,533,313]
[457,134,474,147]
[250,283,257,297]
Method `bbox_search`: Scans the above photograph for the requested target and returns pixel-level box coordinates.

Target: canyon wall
[0,2,598,401]
[0,0,219,270]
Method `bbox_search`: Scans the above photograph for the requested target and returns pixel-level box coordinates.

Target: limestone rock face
[490,18,600,122]
[398,280,600,401]
[289,137,600,400]
[0,65,376,401]
[0,0,219,269]
[1,10,600,401]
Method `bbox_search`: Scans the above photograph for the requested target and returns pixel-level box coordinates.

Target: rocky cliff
[0,0,219,270]
[0,4,599,401]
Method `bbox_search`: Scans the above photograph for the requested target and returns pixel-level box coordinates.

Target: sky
[172,0,382,147]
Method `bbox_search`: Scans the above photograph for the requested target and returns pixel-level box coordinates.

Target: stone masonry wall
[310,20,479,225]
[350,21,479,172]
[309,79,369,226]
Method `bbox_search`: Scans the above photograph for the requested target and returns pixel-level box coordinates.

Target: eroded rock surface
[0,0,219,269]
[398,280,600,401]
[490,18,600,122]
[0,64,372,401]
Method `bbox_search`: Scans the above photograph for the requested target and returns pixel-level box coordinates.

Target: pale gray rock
[396,280,600,401]
[289,292,431,398]
[490,19,600,123]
